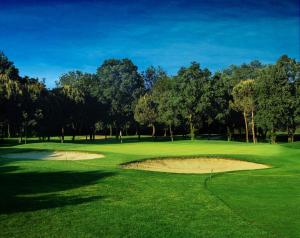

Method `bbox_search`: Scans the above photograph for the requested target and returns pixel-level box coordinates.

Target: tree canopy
[0,52,299,143]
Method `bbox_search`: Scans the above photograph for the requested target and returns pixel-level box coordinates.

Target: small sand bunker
[1,151,104,161]
[123,158,269,174]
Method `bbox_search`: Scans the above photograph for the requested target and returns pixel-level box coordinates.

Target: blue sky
[0,0,299,88]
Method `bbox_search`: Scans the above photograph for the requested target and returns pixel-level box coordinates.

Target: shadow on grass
[0,147,55,157]
[279,141,300,149]
[0,160,115,214]
[0,134,229,146]
[1,134,299,147]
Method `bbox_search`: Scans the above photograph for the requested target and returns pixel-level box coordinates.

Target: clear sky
[0,0,299,88]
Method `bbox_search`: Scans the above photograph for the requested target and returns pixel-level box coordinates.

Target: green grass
[0,138,299,237]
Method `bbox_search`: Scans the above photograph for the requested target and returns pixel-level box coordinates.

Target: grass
[0,138,299,237]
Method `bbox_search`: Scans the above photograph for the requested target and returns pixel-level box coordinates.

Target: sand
[1,151,104,161]
[123,158,269,174]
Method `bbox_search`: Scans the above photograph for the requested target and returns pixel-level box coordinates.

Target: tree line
[0,52,299,143]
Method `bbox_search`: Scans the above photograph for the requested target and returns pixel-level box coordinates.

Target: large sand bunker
[123,158,269,174]
[1,151,104,161]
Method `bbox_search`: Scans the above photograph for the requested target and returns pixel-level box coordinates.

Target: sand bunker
[123,158,269,174]
[1,151,104,161]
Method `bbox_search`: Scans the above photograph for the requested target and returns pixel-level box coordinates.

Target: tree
[142,66,166,91]
[256,56,299,143]
[56,71,104,142]
[1,50,299,144]
[134,93,157,137]
[175,62,212,140]
[0,52,22,138]
[56,71,85,142]
[215,61,263,141]
[152,75,180,141]
[212,72,236,141]
[295,62,300,140]
[20,76,45,143]
[231,79,256,143]
[96,59,145,138]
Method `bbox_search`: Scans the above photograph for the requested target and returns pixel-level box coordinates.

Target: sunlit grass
[0,139,299,237]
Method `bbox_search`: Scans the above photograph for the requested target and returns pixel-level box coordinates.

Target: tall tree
[256,55,299,143]
[0,52,22,138]
[152,75,180,141]
[134,93,158,137]
[231,79,256,143]
[96,59,145,138]
[56,71,86,141]
[212,72,236,141]
[175,62,212,140]
[56,71,103,141]
[217,61,263,141]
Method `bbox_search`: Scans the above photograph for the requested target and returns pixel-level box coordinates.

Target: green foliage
[0,52,21,100]
[96,59,145,130]
[0,52,299,142]
[231,79,255,114]
[134,93,157,127]
[142,66,167,91]
[255,56,299,142]
[175,62,212,139]
[152,75,180,128]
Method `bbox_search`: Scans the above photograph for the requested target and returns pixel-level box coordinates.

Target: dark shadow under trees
[0,159,115,214]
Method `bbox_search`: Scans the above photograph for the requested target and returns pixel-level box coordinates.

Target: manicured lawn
[0,139,299,237]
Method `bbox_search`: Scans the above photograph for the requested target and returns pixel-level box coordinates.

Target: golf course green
[0,139,299,237]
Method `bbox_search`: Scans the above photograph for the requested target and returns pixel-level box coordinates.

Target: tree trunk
[115,127,119,139]
[288,134,294,143]
[138,128,141,141]
[151,124,156,138]
[243,111,249,143]
[226,126,232,141]
[271,127,276,144]
[119,130,123,143]
[7,123,10,138]
[19,128,22,143]
[109,125,112,137]
[189,116,195,140]
[24,125,27,144]
[287,127,295,143]
[72,123,75,142]
[169,124,173,142]
[262,129,267,141]
[164,128,167,137]
[251,110,256,144]
[61,127,64,143]
[207,123,211,140]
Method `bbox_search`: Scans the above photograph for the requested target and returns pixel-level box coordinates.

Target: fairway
[0,139,299,238]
